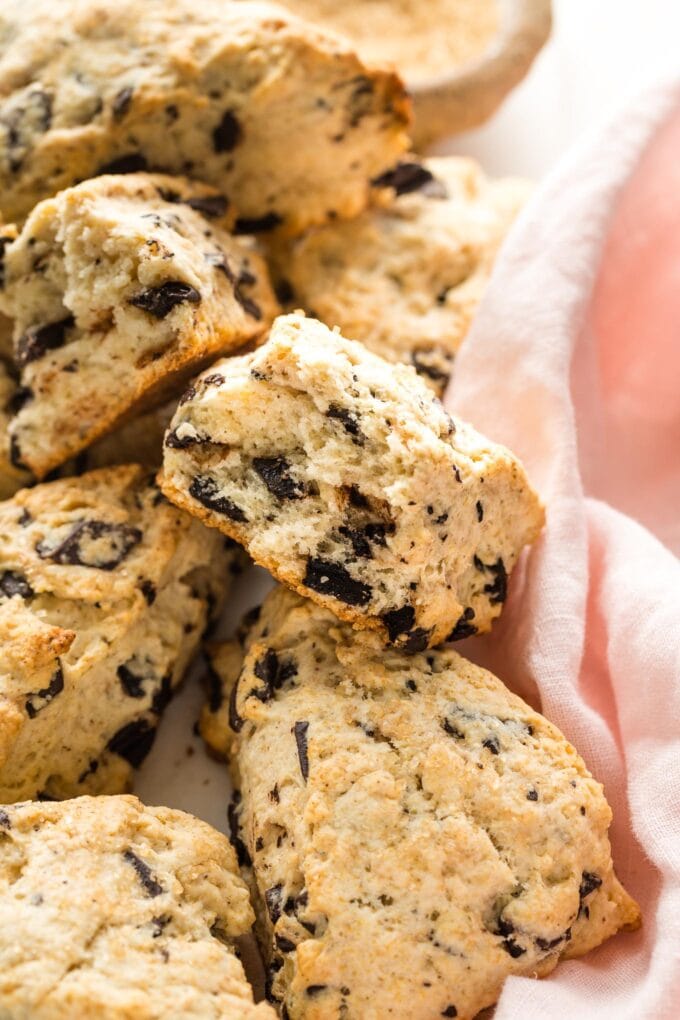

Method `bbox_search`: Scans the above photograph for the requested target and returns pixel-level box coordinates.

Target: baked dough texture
[202,586,641,1020]
[0,172,277,478]
[0,0,410,231]
[269,157,530,394]
[0,464,241,803]
[161,313,544,649]
[0,795,276,1019]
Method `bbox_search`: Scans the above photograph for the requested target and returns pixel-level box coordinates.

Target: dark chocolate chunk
[0,569,34,599]
[0,809,11,829]
[411,350,451,387]
[405,679,417,692]
[233,270,262,320]
[158,187,229,219]
[253,649,298,703]
[117,663,145,699]
[476,500,484,522]
[447,607,476,642]
[151,673,172,715]
[254,456,305,500]
[293,720,310,781]
[25,664,64,719]
[227,792,251,867]
[7,384,33,415]
[212,110,242,153]
[441,1008,458,1018]
[228,672,244,733]
[234,212,283,234]
[347,485,369,509]
[189,475,247,522]
[123,849,164,897]
[338,525,371,559]
[186,193,229,218]
[129,281,201,319]
[97,153,149,175]
[371,162,438,196]
[274,278,295,305]
[483,736,501,755]
[265,883,284,924]
[8,434,24,469]
[275,934,297,953]
[36,519,142,570]
[442,718,464,740]
[501,938,526,958]
[151,914,171,937]
[536,929,571,952]
[0,235,13,288]
[112,86,134,120]
[204,661,224,714]
[16,315,75,367]
[382,605,414,642]
[474,555,508,604]
[139,579,156,605]
[107,719,157,767]
[303,558,371,606]
[579,871,602,905]
[203,373,225,388]
[164,427,209,449]
[526,787,539,801]
[326,404,365,445]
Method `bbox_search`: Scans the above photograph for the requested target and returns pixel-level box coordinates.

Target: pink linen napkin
[446,75,680,1018]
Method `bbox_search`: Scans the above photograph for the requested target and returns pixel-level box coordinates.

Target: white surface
[135,0,680,836]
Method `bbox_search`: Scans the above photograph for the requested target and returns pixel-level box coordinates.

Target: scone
[160,314,543,650]
[0,360,30,499]
[0,464,242,803]
[268,157,529,393]
[201,587,641,1020]
[0,0,410,232]
[0,795,275,1019]
[0,173,278,478]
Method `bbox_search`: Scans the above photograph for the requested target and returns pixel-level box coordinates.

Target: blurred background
[436,0,680,177]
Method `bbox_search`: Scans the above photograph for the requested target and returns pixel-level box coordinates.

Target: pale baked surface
[0,795,276,1019]
[0,0,410,231]
[161,313,543,649]
[202,587,641,1020]
[0,464,242,803]
[269,157,529,394]
[0,172,277,478]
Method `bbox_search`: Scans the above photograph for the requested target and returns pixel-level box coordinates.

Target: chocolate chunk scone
[0,172,278,478]
[269,157,529,394]
[0,0,410,231]
[0,360,30,499]
[0,464,242,803]
[201,587,641,1020]
[161,313,543,650]
[0,795,275,1019]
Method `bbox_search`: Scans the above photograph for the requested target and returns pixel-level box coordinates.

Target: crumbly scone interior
[163,318,543,643]
[0,174,274,475]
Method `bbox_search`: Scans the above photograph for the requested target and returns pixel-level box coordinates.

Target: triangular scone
[161,313,543,650]
[0,795,275,1019]
[0,464,243,802]
[201,587,641,1020]
[0,173,278,477]
[268,156,530,394]
[0,0,410,231]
